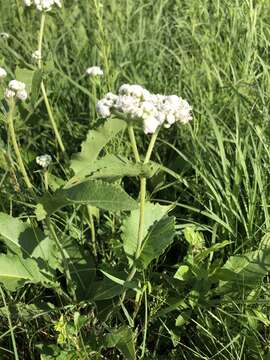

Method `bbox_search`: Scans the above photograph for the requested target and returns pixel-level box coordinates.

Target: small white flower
[4,89,16,100]
[26,0,61,11]
[0,67,7,80]
[23,0,32,5]
[9,80,26,92]
[96,100,111,118]
[36,154,52,168]
[143,117,160,134]
[0,32,10,39]
[32,50,42,60]
[16,89,28,101]
[86,66,103,77]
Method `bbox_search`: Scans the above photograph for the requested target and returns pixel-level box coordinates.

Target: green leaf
[15,67,34,93]
[216,234,270,294]
[184,227,205,250]
[0,212,58,270]
[121,203,172,266]
[67,154,160,185]
[91,278,123,301]
[31,69,43,105]
[70,118,126,174]
[104,326,136,360]
[37,179,138,216]
[139,215,175,269]
[0,254,51,291]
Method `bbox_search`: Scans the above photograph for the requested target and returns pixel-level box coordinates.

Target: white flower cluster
[96,84,192,134]
[4,80,28,101]
[0,67,7,80]
[86,66,103,77]
[23,0,61,11]
[32,50,42,60]
[36,154,52,168]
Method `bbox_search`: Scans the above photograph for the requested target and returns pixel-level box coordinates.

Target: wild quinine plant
[1,1,270,359]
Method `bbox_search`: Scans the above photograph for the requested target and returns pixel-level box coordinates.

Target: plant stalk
[128,125,140,163]
[38,12,65,154]
[121,127,160,303]
[7,99,33,190]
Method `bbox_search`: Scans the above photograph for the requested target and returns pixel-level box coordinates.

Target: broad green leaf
[31,69,42,105]
[174,265,190,281]
[15,67,34,92]
[70,118,126,174]
[67,154,160,185]
[37,179,138,217]
[0,254,51,291]
[0,212,58,270]
[104,326,136,360]
[121,203,172,266]
[139,215,175,269]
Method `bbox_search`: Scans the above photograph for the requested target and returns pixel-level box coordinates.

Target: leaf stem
[7,99,33,190]
[38,13,66,154]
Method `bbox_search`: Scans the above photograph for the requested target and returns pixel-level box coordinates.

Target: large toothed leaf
[70,118,126,174]
[0,254,51,291]
[67,154,160,185]
[138,215,176,269]
[121,203,172,266]
[37,179,138,218]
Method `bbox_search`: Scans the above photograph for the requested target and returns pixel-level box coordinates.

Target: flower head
[24,0,61,11]
[96,84,192,134]
[36,154,52,168]
[0,67,7,80]
[5,80,28,102]
[86,66,103,77]
[0,33,10,39]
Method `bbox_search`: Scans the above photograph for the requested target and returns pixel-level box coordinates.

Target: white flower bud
[4,89,16,100]
[36,154,52,168]
[143,117,160,134]
[16,89,28,101]
[0,33,10,39]
[86,66,103,77]
[32,50,42,60]
[96,101,111,118]
[0,67,7,80]
[23,0,32,5]
[9,80,26,92]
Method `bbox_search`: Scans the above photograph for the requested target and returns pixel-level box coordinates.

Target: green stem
[7,100,33,190]
[38,13,65,154]
[44,170,49,192]
[0,287,19,360]
[128,125,140,163]
[87,206,97,259]
[46,217,74,299]
[141,286,148,359]
[121,128,160,303]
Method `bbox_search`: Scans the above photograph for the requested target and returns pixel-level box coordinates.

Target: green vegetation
[1,0,270,359]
